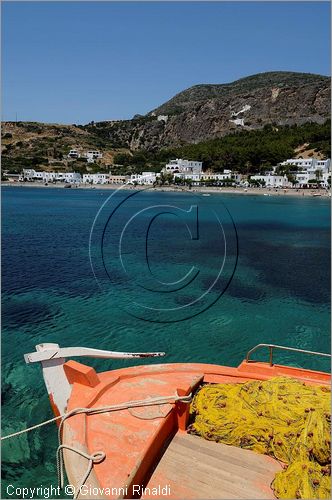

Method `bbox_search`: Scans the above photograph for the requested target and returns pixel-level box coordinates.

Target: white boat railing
[246,343,331,367]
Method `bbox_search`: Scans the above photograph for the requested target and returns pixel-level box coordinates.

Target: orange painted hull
[58,360,330,499]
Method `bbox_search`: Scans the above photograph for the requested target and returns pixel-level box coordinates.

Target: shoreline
[2,182,331,198]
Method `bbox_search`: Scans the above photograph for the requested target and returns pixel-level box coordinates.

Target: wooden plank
[148,452,272,499]
[171,434,279,476]
[142,432,280,499]
[166,443,268,479]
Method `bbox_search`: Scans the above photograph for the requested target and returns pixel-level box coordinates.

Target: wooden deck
[142,432,281,499]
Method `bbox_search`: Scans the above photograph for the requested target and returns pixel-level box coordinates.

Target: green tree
[315,169,323,184]
[286,173,297,186]
[155,172,174,186]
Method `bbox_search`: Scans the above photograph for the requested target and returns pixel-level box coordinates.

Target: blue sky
[2,1,330,124]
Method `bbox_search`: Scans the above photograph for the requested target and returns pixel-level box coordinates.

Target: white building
[108,174,129,184]
[174,173,201,185]
[280,158,331,173]
[22,169,37,181]
[130,172,158,185]
[35,172,45,181]
[164,159,202,175]
[57,172,82,183]
[322,172,331,188]
[295,173,313,187]
[230,118,245,127]
[294,172,329,187]
[60,172,82,183]
[157,115,168,123]
[67,149,80,159]
[84,151,103,163]
[4,173,22,182]
[174,169,241,185]
[202,171,242,183]
[250,174,290,188]
[22,169,81,183]
[83,173,109,184]
[279,157,331,187]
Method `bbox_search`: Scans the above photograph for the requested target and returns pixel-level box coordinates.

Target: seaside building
[4,173,22,182]
[173,169,242,185]
[280,158,331,173]
[33,171,46,181]
[322,171,331,187]
[278,157,331,187]
[250,174,290,188]
[22,169,37,181]
[172,173,199,184]
[22,169,81,183]
[82,173,108,184]
[163,160,244,185]
[57,172,82,183]
[164,159,203,175]
[129,172,158,185]
[174,172,201,185]
[42,172,82,183]
[201,171,242,183]
[294,171,330,188]
[108,174,129,184]
[294,173,313,187]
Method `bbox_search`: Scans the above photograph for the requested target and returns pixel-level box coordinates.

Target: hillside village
[2,72,330,191]
[4,155,331,190]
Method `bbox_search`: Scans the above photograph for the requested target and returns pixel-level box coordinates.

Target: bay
[1,186,330,496]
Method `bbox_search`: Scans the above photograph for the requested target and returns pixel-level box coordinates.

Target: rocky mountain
[86,71,330,150]
[149,72,329,116]
[2,71,330,172]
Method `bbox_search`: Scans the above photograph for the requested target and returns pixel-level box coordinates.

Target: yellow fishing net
[189,377,331,499]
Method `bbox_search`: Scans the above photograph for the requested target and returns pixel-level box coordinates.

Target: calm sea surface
[1,186,331,497]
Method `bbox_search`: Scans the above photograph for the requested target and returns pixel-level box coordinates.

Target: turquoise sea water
[1,186,331,497]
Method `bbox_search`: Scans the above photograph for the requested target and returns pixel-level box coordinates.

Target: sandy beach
[2,181,331,198]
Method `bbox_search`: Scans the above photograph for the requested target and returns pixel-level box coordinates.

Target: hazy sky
[2,1,330,124]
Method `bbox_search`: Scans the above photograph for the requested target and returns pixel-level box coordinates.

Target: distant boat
[202,193,210,197]
[64,184,72,189]
[313,193,321,197]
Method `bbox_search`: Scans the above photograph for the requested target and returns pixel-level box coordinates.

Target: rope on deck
[1,392,192,441]
[1,392,192,499]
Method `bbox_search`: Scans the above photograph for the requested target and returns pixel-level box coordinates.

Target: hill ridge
[2,71,330,173]
[149,71,330,117]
